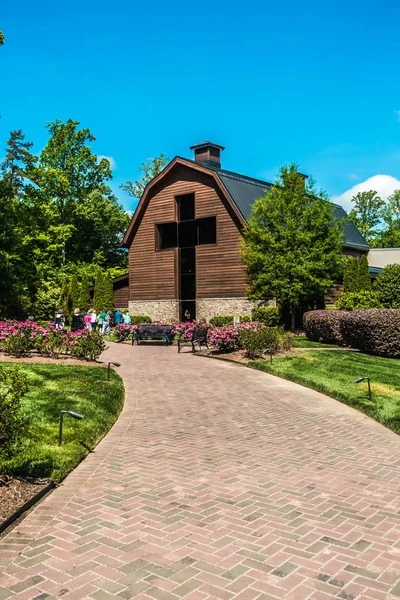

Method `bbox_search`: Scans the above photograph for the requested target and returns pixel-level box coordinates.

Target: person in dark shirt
[71,308,84,332]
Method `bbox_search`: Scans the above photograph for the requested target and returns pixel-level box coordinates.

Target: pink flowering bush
[172,320,202,340]
[0,320,105,361]
[208,325,242,352]
[114,323,137,342]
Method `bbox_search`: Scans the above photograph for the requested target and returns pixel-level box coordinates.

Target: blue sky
[1,0,400,213]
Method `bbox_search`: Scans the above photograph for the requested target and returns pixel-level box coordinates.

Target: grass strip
[0,363,124,481]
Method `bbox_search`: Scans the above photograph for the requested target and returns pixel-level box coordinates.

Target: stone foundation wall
[128,300,179,322]
[196,297,257,321]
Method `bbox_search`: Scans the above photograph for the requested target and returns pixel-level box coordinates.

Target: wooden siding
[128,164,247,300]
[114,284,130,309]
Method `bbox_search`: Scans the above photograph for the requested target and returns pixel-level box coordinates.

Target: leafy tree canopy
[242,164,343,328]
[120,153,169,199]
[348,190,384,243]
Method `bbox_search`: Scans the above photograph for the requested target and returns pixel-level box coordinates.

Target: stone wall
[128,300,179,322]
[196,297,257,321]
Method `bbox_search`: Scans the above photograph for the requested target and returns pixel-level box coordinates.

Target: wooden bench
[178,325,209,353]
[132,324,174,346]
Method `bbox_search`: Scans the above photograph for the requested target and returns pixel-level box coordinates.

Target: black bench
[178,324,209,353]
[132,324,174,346]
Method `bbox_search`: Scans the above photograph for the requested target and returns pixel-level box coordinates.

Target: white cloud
[333,175,400,212]
[98,155,116,169]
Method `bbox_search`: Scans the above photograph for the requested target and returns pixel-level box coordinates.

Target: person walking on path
[97,310,106,333]
[84,311,92,330]
[54,308,65,330]
[123,311,131,325]
[71,308,84,332]
[90,310,97,332]
[114,309,123,326]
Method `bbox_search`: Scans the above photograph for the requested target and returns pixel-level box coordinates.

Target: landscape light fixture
[59,410,84,446]
[354,377,372,401]
[108,361,121,381]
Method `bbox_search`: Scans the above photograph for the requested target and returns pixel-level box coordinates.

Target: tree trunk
[291,308,296,331]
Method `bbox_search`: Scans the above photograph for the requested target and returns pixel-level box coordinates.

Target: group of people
[54,308,131,333]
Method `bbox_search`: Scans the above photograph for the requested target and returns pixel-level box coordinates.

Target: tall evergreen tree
[343,258,360,293]
[69,275,80,314]
[242,164,343,329]
[103,273,115,312]
[78,274,91,312]
[358,254,371,291]
[93,270,105,313]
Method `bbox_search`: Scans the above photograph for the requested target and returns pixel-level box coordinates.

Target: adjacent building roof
[367,248,400,271]
[177,157,370,251]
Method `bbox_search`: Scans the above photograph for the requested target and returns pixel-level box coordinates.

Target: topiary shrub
[303,310,345,344]
[374,264,400,308]
[130,315,152,325]
[340,309,400,357]
[334,291,383,311]
[0,366,29,462]
[251,306,280,326]
[209,315,235,327]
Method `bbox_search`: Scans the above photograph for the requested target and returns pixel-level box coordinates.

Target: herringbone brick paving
[1,343,400,600]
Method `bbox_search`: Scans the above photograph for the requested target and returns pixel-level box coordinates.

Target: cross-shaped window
[155,193,217,321]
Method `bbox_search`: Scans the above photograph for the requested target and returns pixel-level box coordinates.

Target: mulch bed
[0,477,50,529]
[0,352,106,366]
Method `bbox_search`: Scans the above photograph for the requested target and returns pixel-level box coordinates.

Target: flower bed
[0,321,105,361]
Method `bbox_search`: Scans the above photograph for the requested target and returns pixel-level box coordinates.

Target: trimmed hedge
[130,315,152,325]
[334,291,383,311]
[303,310,344,344]
[340,309,400,357]
[251,306,280,326]
[209,315,235,327]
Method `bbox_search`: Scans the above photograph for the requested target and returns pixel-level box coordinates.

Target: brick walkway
[1,343,400,600]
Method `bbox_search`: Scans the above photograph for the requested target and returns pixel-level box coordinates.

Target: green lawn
[1,363,124,481]
[292,337,338,348]
[250,351,400,434]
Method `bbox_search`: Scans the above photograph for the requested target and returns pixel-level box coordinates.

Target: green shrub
[303,310,344,344]
[130,315,152,325]
[35,329,68,357]
[240,327,284,359]
[374,264,400,308]
[70,331,106,361]
[209,315,234,327]
[251,306,280,326]
[0,366,29,461]
[240,314,251,322]
[1,324,37,355]
[340,309,400,357]
[335,291,383,311]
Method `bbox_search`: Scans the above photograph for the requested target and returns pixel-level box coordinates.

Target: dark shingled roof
[178,157,370,251]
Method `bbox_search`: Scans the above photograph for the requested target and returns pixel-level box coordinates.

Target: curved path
[1,343,400,600]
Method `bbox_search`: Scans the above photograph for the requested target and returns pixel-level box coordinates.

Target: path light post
[59,410,84,446]
[108,361,121,381]
[354,377,372,401]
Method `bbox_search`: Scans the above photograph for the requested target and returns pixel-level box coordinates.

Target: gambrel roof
[123,156,370,251]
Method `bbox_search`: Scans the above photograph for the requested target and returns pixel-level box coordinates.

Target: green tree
[120,153,170,199]
[103,273,114,312]
[374,189,400,248]
[348,190,384,243]
[78,274,91,312]
[242,165,343,329]
[343,257,360,293]
[374,264,400,308]
[26,119,112,266]
[93,270,105,313]
[0,31,4,46]
[358,254,371,291]
[69,275,80,314]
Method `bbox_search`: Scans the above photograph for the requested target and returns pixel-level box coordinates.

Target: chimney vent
[190,141,225,169]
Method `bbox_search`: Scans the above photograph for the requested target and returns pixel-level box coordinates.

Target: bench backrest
[192,325,209,342]
[136,325,173,335]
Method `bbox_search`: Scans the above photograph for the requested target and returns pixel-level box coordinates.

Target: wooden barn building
[120,142,369,321]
